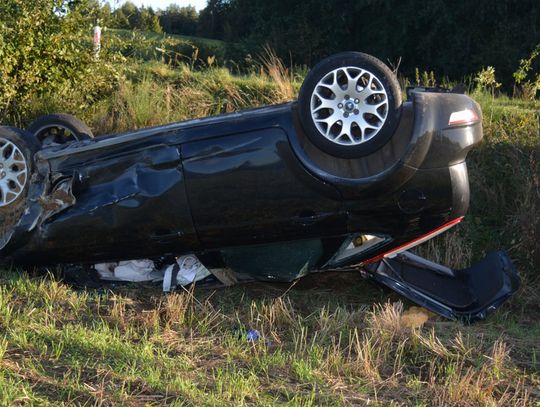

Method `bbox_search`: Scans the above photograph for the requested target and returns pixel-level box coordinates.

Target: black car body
[0,53,519,321]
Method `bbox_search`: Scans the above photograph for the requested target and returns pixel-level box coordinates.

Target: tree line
[97,2,198,36]
[199,0,539,86]
[100,0,538,86]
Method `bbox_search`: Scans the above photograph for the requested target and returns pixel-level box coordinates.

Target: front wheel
[27,113,94,147]
[0,127,39,241]
[298,52,402,158]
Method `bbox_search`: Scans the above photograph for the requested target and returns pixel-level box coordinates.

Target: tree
[198,0,539,87]
[98,2,113,26]
[111,6,130,28]
[197,0,229,39]
[140,6,162,33]
[0,0,119,119]
[121,1,141,29]
[160,5,199,36]
[110,2,162,32]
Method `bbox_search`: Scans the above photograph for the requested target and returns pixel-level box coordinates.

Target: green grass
[110,28,227,48]
[103,28,235,71]
[113,28,227,49]
[0,271,538,405]
[4,53,540,405]
[23,58,299,135]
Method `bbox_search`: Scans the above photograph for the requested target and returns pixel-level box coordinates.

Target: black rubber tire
[27,113,93,146]
[298,52,402,158]
[0,127,40,242]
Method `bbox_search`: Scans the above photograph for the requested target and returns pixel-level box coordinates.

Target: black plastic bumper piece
[366,250,520,322]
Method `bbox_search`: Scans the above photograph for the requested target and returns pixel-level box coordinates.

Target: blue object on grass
[246,329,260,342]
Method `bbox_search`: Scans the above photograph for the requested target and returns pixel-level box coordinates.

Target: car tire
[27,113,94,147]
[298,52,402,158]
[0,127,40,241]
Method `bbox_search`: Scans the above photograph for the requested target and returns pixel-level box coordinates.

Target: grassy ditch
[1,56,539,405]
[0,270,537,405]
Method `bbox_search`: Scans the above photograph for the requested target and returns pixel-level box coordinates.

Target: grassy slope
[107,28,227,53]
[2,61,539,405]
[101,29,231,71]
[110,28,226,47]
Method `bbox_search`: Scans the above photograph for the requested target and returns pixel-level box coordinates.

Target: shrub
[0,0,121,123]
[474,66,502,96]
[513,43,540,100]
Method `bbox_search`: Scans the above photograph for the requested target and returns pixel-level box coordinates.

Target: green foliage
[513,43,540,100]
[159,5,198,36]
[91,1,539,96]
[474,66,502,96]
[109,1,162,33]
[197,0,231,40]
[0,0,121,122]
[106,29,229,70]
[415,68,437,87]
[197,0,539,89]
[466,93,540,279]
[87,60,295,135]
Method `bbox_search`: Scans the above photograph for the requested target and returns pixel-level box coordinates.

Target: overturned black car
[0,52,519,321]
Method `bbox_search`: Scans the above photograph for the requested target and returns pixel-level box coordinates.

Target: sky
[111,0,207,11]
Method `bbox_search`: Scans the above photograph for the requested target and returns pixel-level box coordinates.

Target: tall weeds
[259,46,295,102]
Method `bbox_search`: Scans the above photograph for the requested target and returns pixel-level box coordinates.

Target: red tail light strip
[360,216,464,266]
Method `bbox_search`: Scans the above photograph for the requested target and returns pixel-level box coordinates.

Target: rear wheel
[0,127,39,240]
[298,52,402,158]
[27,113,93,147]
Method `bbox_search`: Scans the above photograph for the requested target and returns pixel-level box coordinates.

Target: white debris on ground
[93,254,210,292]
[163,254,211,292]
[115,259,163,282]
[94,259,163,282]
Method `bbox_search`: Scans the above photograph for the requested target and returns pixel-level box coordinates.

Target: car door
[183,127,347,248]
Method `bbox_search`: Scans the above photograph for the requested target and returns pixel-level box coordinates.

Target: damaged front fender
[2,141,199,265]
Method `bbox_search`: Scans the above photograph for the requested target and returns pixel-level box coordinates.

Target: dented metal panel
[5,144,198,265]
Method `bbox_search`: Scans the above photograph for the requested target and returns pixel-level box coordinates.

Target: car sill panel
[366,250,520,322]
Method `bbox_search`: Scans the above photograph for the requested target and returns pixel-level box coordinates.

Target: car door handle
[291,212,326,226]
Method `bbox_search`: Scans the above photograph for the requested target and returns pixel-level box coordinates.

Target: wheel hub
[344,100,355,112]
[310,66,389,146]
[0,138,28,207]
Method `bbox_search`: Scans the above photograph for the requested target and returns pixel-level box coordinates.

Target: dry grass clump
[0,270,537,405]
[415,230,472,269]
[259,46,295,102]
[85,59,297,136]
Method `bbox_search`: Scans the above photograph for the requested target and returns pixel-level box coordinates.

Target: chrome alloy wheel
[310,67,389,146]
[0,138,28,207]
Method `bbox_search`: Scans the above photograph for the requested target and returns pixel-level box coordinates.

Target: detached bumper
[366,250,520,322]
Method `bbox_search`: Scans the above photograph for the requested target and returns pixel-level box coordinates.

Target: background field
[0,3,539,405]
